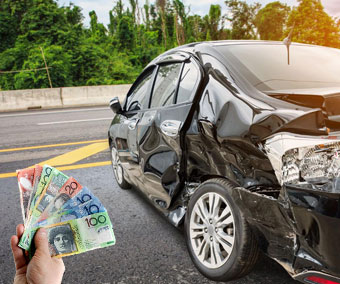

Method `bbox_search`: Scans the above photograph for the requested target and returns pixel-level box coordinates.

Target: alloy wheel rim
[111,147,123,184]
[189,192,235,269]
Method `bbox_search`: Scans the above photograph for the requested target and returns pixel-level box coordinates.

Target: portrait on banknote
[47,224,77,256]
[37,192,54,212]
[51,193,71,213]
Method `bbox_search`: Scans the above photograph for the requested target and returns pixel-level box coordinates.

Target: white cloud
[322,0,340,18]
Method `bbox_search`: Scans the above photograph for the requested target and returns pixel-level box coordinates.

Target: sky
[56,0,340,27]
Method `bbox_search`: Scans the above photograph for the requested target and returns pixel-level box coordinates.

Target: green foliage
[255,1,290,40]
[225,0,261,39]
[209,5,222,40]
[0,0,34,52]
[14,45,72,89]
[0,0,339,90]
[117,14,135,50]
[18,0,67,45]
[0,10,17,52]
[286,0,340,48]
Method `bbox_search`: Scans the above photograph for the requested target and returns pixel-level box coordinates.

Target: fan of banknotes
[16,164,115,258]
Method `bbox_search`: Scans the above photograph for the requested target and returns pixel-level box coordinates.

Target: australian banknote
[36,177,83,223]
[17,165,116,258]
[26,165,55,225]
[17,167,35,223]
[36,187,106,226]
[21,166,69,247]
[25,165,43,225]
[20,212,115,258]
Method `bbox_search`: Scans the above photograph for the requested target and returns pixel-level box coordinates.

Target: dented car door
[135,58,201,210]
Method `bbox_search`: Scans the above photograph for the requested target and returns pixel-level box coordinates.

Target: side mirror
[110,97,122,113]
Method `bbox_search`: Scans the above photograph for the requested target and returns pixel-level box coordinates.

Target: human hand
[11,224,65,284]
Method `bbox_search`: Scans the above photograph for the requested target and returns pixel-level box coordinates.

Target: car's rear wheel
[184,178,259,281]
[110,145,131,189]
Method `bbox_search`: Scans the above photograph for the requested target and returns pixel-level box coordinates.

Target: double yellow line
[0,139,111,179]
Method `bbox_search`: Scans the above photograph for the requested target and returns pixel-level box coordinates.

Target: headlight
[282,142,340,192]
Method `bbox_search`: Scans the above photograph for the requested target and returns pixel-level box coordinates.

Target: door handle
[160,120,182,137]
[128,118,139,130]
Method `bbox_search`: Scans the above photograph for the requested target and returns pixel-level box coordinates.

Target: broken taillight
[305,276,340,284]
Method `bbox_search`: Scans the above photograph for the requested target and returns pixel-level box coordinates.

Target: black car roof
[148,40,326,67]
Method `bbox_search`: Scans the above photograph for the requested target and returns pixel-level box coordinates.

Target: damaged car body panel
[109,52,204,211]
[108,41,340,283]
[265,133,340,275]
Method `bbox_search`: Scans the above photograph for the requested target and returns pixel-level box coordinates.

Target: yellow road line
[0,161,111,179]
[0,172,17,178]
[36,142,109,167]
[56,161,111,171]
[0,139,107,153]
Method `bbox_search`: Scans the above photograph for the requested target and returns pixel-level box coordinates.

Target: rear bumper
[285,184,340,276]
[294,271,340,284]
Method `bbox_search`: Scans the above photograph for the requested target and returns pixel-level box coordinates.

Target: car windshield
[215,44,340,92]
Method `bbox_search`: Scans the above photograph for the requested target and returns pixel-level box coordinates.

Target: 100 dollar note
[19,212,115,258]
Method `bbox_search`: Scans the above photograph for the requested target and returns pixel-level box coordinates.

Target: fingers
[34,228,50,256]
[16,224,24,238]
[11,234,27,270]
[53,257,66,272]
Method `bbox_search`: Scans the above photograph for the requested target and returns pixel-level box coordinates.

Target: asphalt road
[0,106,298,284]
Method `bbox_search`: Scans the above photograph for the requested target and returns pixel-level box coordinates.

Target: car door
[112,66,156,180]
[134,58,202,210]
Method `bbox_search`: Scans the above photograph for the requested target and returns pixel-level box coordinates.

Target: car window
[150,63,182,108]
[176,62,199,104]
[126,69,154,111]
[215,44,340,91]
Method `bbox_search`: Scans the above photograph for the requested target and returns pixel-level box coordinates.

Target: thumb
[34,228,50,256]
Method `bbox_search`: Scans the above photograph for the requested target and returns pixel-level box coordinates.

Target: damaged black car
[108,40,340,283]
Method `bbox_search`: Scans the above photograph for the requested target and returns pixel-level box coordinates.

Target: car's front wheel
[184,178,259,281]
[110,144,131,189]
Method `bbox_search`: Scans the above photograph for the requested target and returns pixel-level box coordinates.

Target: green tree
[186,15,203,42]
[225,0,261,39]
[0,46,27,89]
[255,1,290,40]
[13,45,72,89]
[117,14,135,50]
[173,0,186,45]
[156,0,168,48]
[0,0,34,52]
[18,0,67,45]
[4,0,338,91]
[208,4,222,40]
[144,0,151,30]
[89,10,108,44]
[286,0,340,47]
[0,10,17,52]
[135,27,161,65]
[108,0,124,37]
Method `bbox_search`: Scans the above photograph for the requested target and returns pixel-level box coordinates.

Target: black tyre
[110,144,131,190]
[184,178,259,281]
